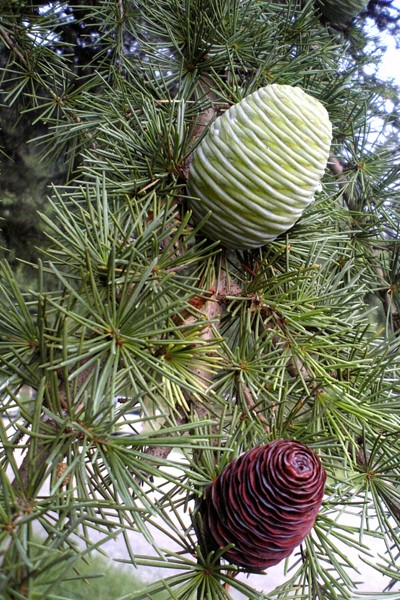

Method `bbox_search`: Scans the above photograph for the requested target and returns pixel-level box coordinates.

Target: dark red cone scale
[202,440,326,570]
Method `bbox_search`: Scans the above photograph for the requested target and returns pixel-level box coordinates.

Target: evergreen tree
[0,1,400,599]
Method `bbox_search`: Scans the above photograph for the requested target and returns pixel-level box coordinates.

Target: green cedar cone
[188,84,332,250]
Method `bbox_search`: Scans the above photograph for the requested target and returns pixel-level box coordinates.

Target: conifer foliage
[0,1,400,599]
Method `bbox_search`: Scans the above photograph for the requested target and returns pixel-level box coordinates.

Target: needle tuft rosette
[202,440,326,571]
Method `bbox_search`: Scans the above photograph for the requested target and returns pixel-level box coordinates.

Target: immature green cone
[318,0,369,23]
[187,84,332,250]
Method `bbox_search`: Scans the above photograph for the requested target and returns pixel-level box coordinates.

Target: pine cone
[201,440,326,571]
[188,84,332,249]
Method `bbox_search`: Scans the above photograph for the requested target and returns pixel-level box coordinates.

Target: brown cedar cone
[201,440,326,571]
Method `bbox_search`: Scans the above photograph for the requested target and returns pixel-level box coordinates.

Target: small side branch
[0,24,27,66]
[328,154,356,211]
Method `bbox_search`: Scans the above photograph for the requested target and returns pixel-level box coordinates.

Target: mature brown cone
[202,440,326,571]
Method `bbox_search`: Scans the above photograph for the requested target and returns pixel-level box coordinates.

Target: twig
[241,383,270,433]
[328,154,356,211]
[116,0,124,21]
[12,360,93,496]
[183,75,228,179]
[12,415,58,496]
[182,271,242,420]
[328,154,395,326]
[0,24,27,66]
[262,307,323,396]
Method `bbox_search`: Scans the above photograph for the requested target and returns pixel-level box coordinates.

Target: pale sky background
[372,0,400,82]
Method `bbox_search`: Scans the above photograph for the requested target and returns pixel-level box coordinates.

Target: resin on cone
[202,440,326,570]
[188,84,332,249]
[318,0,369,23]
